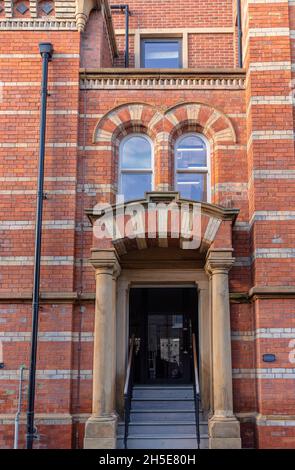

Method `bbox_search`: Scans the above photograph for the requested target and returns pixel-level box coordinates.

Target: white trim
[174,133,211,203]
[118,134,154,199]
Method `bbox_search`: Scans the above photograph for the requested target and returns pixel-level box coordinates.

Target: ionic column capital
[205,249,235,276]
[89,249,121,279]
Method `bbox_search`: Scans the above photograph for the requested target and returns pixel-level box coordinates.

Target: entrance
[129,287,198,384]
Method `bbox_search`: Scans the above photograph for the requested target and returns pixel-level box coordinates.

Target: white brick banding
[0,256,75,266]
[253,170,295,179]
[0,142,77,148]
[254,248,295,259]
[251,130,294,140]
[0,82,78,87]
[0,332,94,342]
[213,182,248,194]
[233,368,295,379]
[250,96,293,105]
[248,28,290,37]
[249,62,292,72]
[232,329,295,340]
[0,190,76,195]
[250,211,295,223]
[0,54,79,58]
[0,220,76,230]
[0,370,92,380]
[233,222,251,232]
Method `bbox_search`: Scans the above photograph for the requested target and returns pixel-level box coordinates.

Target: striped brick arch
[164,102,236,144]
[92,102,236,194]
[93,101,236,144]
[93,103,164,143]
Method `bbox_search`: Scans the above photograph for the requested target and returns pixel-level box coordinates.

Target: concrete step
[131,399,195,411]
[117,436,209,449]
[132,386,194,400]
[118,422,208,436]
[130,410,196,422]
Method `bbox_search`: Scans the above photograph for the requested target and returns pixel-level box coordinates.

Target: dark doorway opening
[129,287,198,385]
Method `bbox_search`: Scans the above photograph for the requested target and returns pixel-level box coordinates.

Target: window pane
[121,173,152,201]
[176,173,207,201]
[142,40,181,68]
[176,135,207,169]
[121,136,152,169]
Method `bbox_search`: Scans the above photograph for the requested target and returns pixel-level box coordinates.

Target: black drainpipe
[26,42,53,450]
[237,0,243,68]
[110,4,130,67]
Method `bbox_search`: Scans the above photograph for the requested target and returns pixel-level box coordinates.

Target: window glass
[141,40,182,68]
[176,173,207,201]
[120,135,153,201]
[176,135,207,169]
[121,173,152,201]
[121,136,152,169]
[175,134,209,202]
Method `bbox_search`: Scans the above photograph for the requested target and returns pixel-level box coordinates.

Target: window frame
[140,38,183,69]
[174,133,211,203]
[119,134,154,200]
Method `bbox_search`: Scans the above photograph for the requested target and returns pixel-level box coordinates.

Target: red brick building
[0,0,295,449]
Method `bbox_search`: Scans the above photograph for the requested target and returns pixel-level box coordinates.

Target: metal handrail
[123,335,135,449]
[192,333,201,449]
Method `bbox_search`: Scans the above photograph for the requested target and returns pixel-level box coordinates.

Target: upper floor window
[175,134,210,202]
[119,135,153,201]
[141,39,182,68]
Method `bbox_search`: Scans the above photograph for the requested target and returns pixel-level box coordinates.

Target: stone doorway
[84,193,241,449]
[129,286,198,385]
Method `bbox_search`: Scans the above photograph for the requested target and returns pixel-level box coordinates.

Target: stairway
[117,385,209,449]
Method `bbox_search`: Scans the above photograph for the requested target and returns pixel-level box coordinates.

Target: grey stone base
[84,414,117,449]
[209,415,241,449]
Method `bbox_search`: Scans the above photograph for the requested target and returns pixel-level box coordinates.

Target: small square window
[141,39,182,69]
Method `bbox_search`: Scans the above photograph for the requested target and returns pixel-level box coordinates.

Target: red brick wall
[112,0,236,68]
[0,0,294,450]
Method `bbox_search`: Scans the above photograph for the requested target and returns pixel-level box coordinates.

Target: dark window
[141,39,182,69]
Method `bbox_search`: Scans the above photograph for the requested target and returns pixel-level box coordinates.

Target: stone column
[205,249,241,449]
[84,250,121,449]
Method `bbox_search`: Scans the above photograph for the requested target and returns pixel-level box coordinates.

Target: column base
[209,415,241,449]
[84,414,118,449]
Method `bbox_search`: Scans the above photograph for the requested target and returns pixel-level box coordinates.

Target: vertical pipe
[237,0,243,68]
[124,5,129,68]
[14,365,26,449]
[110,5,130,68]
[26,42,53,450]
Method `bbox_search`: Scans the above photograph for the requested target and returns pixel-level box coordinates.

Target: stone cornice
[80,68,246,90]
[0,19,77,30]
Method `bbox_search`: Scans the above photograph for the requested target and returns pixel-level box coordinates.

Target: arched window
[119,135,153,201]
[175,133,210,202]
